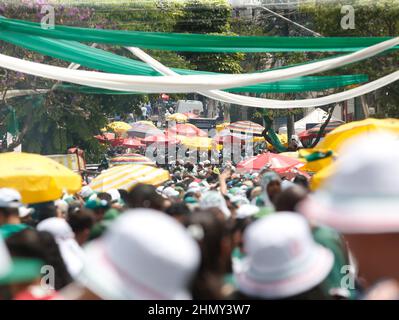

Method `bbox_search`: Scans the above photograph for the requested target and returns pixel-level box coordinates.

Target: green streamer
[0,16,397,53]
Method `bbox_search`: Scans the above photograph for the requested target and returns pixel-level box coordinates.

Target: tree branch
[310,105,336,148]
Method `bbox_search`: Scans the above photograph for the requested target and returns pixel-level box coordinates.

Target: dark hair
[117,189,129,204]
[185,210,228,300]
[97,192,112,203]
[30,202,57,225]
[274,185,308,212]
[293,174,310,190]
[126,184,165,211]
[67,209,95,234]
[6,229,73,290]
[165,202,191,218]
[0,208,19,218]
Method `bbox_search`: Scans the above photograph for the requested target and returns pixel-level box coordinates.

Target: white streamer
[128,47,399,109]
[0,37,397,93]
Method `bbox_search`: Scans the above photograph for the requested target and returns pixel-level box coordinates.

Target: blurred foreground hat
[236,213,333,299]
[37,218,85,278]
[77,209,200,300]
[299,133,399,234]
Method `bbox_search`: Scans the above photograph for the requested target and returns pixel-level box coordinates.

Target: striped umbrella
[228,121,265,135]
[166,123,208,137]
[183,112,199,119]
[89,164,170,192]
[299,121,345,140]
[142,134,181,145]
[110,153,155,166]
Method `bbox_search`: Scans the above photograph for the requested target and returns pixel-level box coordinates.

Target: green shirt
[0,224,29,239]
[312,225,356,299]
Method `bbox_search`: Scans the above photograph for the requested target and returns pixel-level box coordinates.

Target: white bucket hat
[199,191,231,219]
[77,209,200,300]
[235,213,334,299]
[107,189,121,203]
[236,204,259,219]
[299,133,399,234]
[162,187,179,199]
[37,217,85,278]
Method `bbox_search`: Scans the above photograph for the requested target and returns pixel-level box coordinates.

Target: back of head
[274,185,308,212]
[67,209,95,234]
[126,184,165,211]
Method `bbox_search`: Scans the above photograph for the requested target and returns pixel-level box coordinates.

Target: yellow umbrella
[299,149,334,173]
[89,164,170,192]
[177,135,222,151]
[166,113,188,123]
[310,163,336,191]
[105,121,132,134]
[135,120,156,127]
[0,152,82,204]
[216,122,230,132]
[316,118,399,152]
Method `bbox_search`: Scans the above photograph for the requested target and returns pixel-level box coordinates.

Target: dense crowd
[0,132,398,300]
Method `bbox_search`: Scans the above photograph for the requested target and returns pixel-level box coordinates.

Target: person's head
[185,210,233,299]
[79,186,95,201]
[260,171,282,203]
[5,229,73,291]
[54,199,69,219]
[299,133,399,289]
[67,209,95,246]
[30,201,57,225]
[97,192,112,203]
[165,202,191,224]
[293,174,310,190]
[126,184,165,211]
[37,218,85,278]
[235,213,333,300]
[274,185,309,212]
[199,191,231,220]
[75,209,200,300]
[0,188,23,225]
[84,198,109,222]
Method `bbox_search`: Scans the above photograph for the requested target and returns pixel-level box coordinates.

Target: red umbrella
[142,134,181,145]
[94,133,115,142]
[166,123,207,137]
[236,152,304,173]
[121,138,145,148]
[298,121,344,140]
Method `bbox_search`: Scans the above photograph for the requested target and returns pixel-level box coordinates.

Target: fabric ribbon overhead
[0,37,398,93]
[0,31,368,93]
[127,47,399,109]
[0,16,398,53]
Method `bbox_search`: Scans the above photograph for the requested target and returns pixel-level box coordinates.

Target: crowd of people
[0,132,398,300]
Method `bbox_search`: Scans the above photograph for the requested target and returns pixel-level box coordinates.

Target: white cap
[162,187,179,199]
[156,186,165,195]
[300,133,399,234]
[199,191,231,219]
[188,182,200,189]
[79,186,94,199]
[107,189,121,203]
[55,199,69,215]
[77,209,200,300]
[236,213,333,299]
[37,218,85,278]
[19,206,34,218]
[0,188,23,208]
[236,204,259,219]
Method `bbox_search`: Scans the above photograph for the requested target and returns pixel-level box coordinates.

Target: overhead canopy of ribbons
[0,16,397,108]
